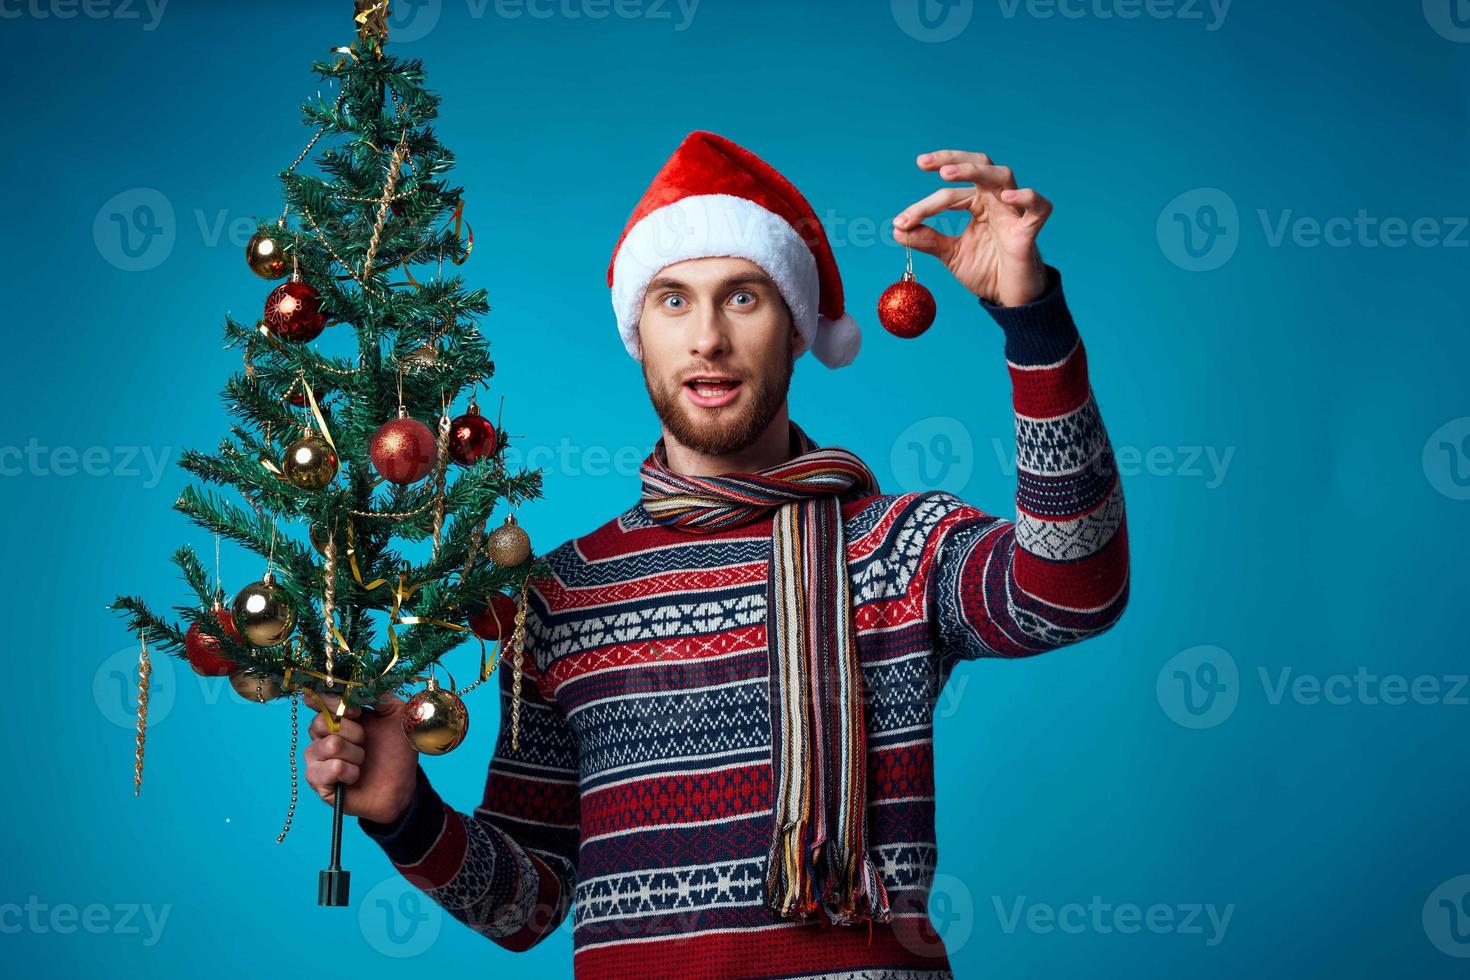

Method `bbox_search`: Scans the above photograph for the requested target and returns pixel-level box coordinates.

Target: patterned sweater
[360,265,1130,979]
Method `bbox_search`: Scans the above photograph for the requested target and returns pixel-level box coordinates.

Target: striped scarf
[639,420,893,927]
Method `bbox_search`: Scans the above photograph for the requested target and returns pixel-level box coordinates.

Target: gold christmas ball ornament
[230,572,297,647]
[487,514,532,567]
[281,434,339,491]
[229,671,284,703]
[246,228,290,280]
[402,678,470,755]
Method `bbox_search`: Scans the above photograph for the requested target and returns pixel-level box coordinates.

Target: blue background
[4,0,1468,976]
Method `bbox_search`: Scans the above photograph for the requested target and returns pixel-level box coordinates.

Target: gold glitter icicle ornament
[231,571,297,647]
[487,513,532,567]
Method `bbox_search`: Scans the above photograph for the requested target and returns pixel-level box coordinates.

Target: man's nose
[690,304,730,358]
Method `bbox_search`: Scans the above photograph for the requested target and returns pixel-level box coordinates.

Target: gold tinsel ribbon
[396,198,475,288]
[332,0,390,65]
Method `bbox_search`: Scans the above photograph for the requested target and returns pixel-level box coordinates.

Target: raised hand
[892,149,1053,307]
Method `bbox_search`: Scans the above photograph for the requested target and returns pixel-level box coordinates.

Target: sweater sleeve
[358,584,580,951]
[927,264,1130,663]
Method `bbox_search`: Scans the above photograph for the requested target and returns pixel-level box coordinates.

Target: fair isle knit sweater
[360,265,1130,979]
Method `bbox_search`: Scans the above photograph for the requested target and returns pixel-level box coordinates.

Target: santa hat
[607,130,862,369]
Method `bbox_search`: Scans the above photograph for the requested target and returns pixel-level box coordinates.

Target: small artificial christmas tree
[111,1,546,907]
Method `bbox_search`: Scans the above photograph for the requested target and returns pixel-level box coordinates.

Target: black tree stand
[318,782,351,906]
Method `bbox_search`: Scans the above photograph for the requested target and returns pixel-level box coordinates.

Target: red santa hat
[607,130,862,369]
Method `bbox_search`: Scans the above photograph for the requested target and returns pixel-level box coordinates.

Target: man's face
[637,256,798,457]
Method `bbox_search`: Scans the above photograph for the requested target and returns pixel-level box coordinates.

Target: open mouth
[683,376,743,408]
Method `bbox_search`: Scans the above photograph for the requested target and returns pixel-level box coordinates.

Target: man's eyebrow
[645,274,775,292]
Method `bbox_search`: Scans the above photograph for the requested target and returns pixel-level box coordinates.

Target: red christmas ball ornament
[448,403,498,466]
[185,605,241,676]
[263,280,326,342]
[467,592,518,641]
[878,272,937,339]
[370,410,438,485]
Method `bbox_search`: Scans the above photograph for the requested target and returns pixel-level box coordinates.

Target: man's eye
[730,291,755,307]
[663,295,686,310]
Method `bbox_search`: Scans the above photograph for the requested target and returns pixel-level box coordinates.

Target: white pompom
[811,313,862,368]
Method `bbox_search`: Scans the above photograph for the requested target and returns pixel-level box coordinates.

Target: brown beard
[642,329,794,458]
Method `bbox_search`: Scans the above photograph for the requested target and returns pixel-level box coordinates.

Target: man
[305,130,1129,978]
